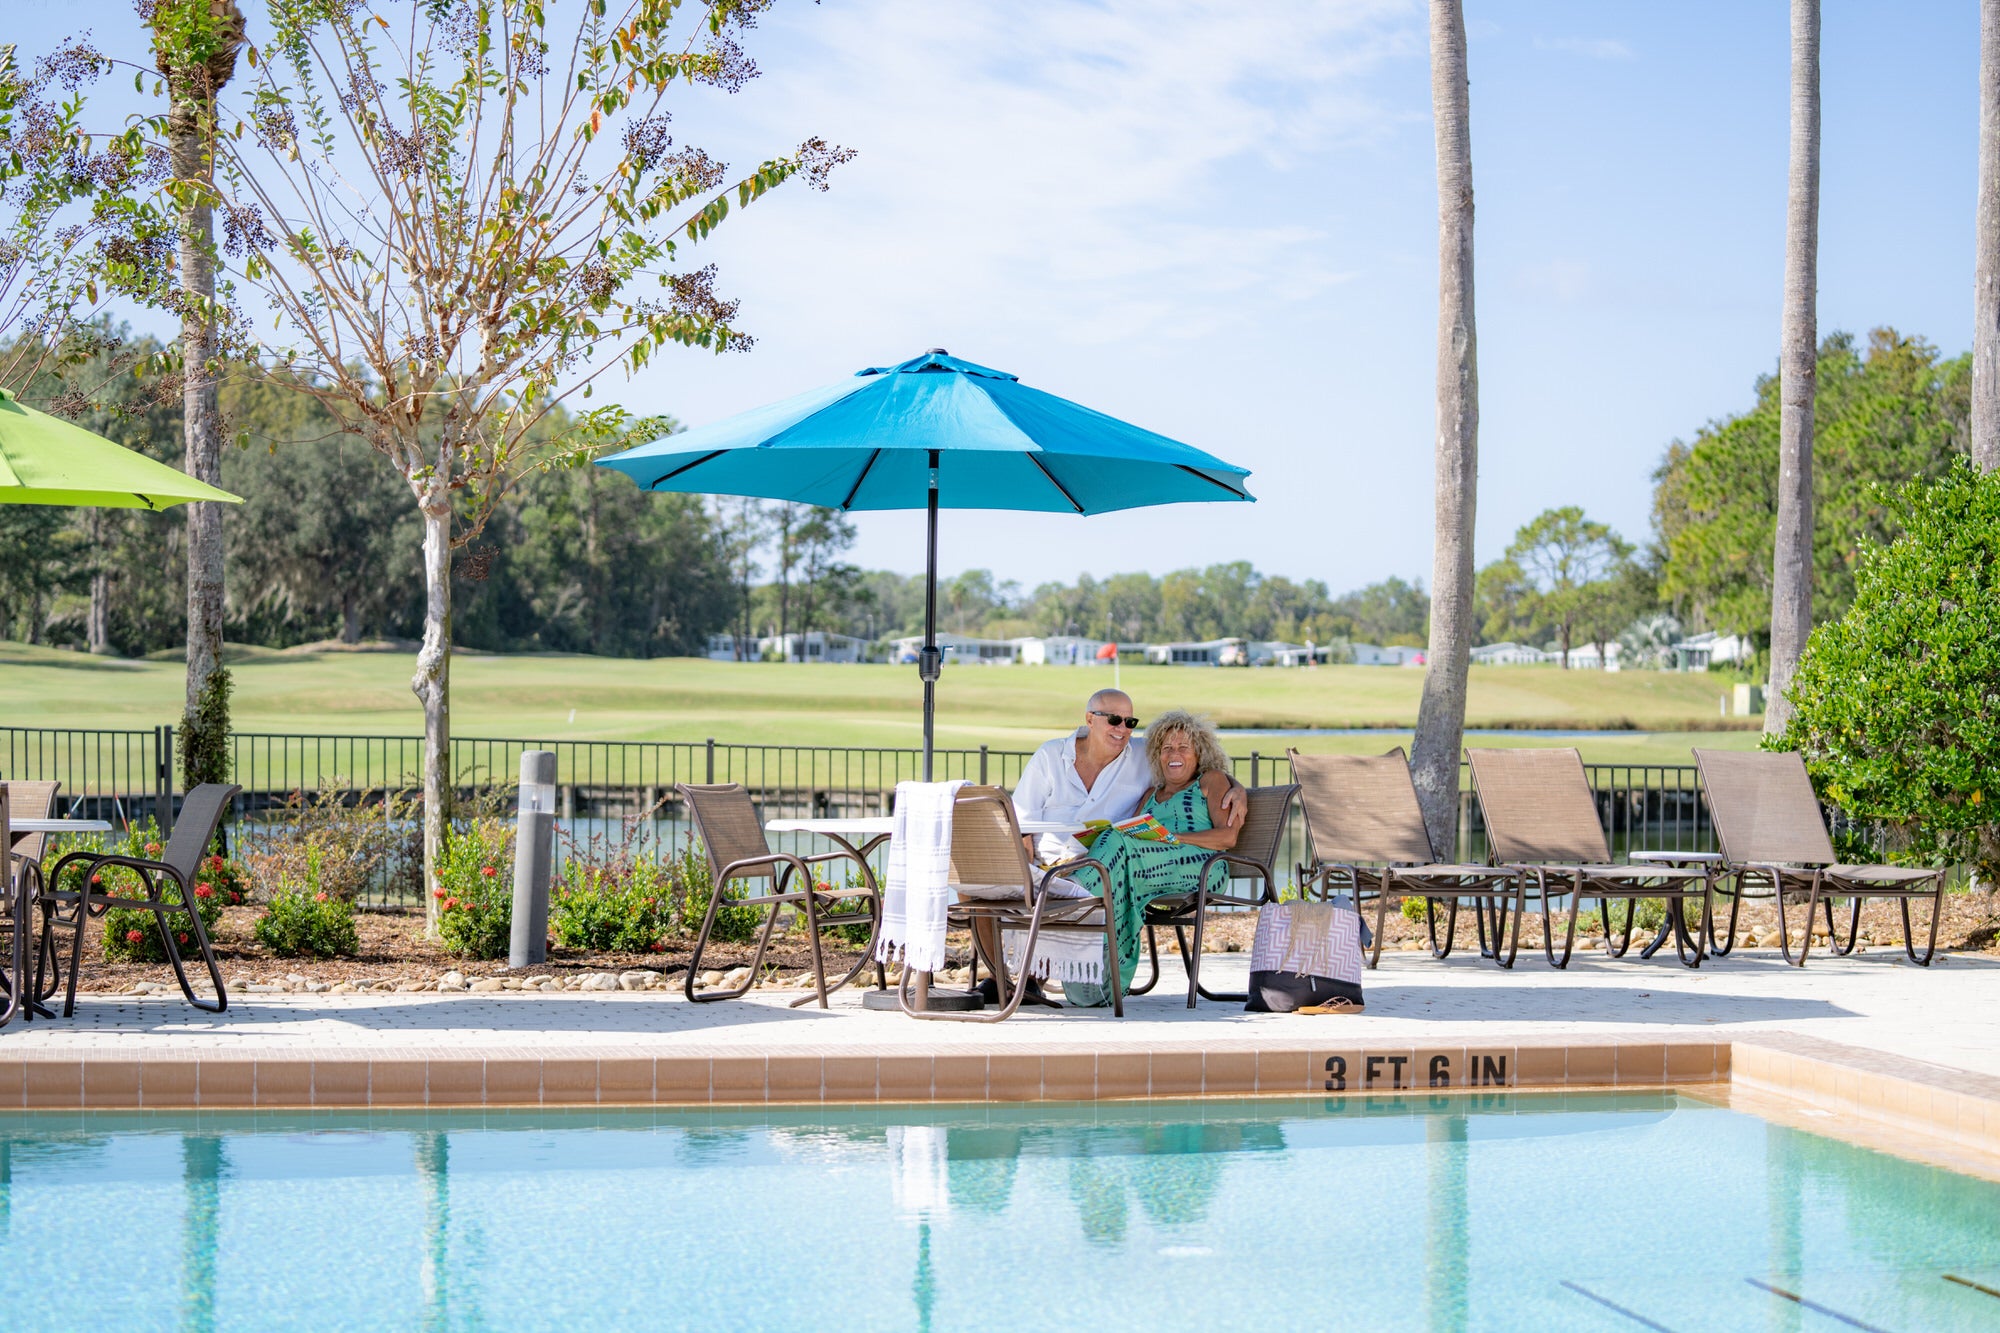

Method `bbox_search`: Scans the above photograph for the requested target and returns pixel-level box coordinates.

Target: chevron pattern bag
[1246,899,1366,1014]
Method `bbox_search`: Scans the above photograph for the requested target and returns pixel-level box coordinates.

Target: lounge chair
[1693,748,1950,966]
[1127,782,1297,1008]
[899,785,1119,1021]
[36,782,239,1014]
[1288,749,1521,968]
[0,781,60,1024]
[1465,748,1713,969]
[676,782,881,1007]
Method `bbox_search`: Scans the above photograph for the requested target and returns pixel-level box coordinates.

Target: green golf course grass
[0,640,1764,765]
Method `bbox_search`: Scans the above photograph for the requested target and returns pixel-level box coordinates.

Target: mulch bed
[53,892,2000,993]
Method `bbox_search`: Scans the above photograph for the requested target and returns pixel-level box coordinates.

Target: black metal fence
[4,725,1725,908]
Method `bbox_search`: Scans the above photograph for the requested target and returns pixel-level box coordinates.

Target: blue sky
[15,1,1983,594]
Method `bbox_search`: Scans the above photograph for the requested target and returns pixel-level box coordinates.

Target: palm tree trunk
[1411,0,1480,857]
[1976,0,2000,473]
[1766,0,1821,736]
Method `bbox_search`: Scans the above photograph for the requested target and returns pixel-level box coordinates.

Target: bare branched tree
[157,0,848,927]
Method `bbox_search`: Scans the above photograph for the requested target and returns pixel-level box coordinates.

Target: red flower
[91,874,102,885]
[125,929,144,943]
[229,892,242,904]
[145,842,161,855]
[314,891,328,902]
[433,888,447,899]
[177,933,188,944]
[208,855,225,871]
[648,942,665,952]
[194,884,215,899]
[481,865,497,878]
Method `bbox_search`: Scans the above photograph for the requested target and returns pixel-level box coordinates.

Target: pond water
[2,1091,1995,1329]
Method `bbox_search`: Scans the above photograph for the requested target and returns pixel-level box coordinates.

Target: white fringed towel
[875,779,966,976]
[1002,876,1104,983]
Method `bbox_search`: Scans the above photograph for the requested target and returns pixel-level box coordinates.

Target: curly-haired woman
[1063,708,1239,1007]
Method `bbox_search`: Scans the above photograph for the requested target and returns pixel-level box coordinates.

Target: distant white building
[889,632,1020,665]
[1145,638,1245,666]
[705,633,758,662]
[1471,641,1550,666]
[1671,631,1753,671]
[758,631,867,664]
[1014,635,1109,666]
[1352,643,1426,667]
[1563,641,1622,672]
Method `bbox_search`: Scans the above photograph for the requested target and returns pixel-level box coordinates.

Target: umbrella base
[861,986,984,1013]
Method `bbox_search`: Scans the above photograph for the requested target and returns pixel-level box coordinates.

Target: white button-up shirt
[1011,731,1152,864]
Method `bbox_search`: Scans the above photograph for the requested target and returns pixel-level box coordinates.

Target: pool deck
[5,947,1999,1173]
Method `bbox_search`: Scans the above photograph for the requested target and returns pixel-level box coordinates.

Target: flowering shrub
[434,820,514,959]
[241,779,421,904]
[70,820,231,964]
[254,848,360,958]
[551,853,675,953]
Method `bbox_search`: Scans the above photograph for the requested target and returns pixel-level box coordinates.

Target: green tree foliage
[1656,329,1969,639]
[1778,460,2000,881]
[1501,506,1633,667]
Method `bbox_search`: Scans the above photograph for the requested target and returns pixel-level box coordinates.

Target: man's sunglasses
[1089,710,1141,729]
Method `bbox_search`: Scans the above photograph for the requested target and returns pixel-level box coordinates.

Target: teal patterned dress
[1063,781,1217,1008]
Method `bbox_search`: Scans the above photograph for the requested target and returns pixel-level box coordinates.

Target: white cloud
[671,0,1419,362]
[1532,35,1636,61]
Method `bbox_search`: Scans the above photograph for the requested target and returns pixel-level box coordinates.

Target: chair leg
[1912,882,1944,966]
[1126,923,1162,996]
[1427,897,1459,960]
[798,883,830,1010]
[1367,880,1388,969]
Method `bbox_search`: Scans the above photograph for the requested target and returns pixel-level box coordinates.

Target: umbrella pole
[921,449,941,781]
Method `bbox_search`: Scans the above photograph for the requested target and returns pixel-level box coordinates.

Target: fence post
[705,737,715,784]
[510,750,558,968]
[1251,751,1261,788]
[156,724,175,839]
[979,744,988,785]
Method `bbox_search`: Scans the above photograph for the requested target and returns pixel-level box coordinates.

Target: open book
[1075,812,1178,846]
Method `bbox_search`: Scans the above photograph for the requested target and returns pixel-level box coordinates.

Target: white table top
[10,818,112,833]
[1629,850,1723,863]
[765,816,1074,836]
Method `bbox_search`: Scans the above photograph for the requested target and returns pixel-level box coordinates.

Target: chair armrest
[40,852,182,915]
[715,852,813,894]
[1037,856,1106,900]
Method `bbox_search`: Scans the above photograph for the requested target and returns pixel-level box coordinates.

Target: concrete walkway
[8,946,1997,1080]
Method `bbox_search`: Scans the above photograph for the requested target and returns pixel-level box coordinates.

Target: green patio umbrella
[0,387,240,509]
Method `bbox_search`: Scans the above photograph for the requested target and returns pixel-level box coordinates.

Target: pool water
[3,1092,1996,1331]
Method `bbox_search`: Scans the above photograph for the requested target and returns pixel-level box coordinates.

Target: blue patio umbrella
[598,350,1253,776]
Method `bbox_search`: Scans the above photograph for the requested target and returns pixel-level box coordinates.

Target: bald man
[1011,688,1246,867]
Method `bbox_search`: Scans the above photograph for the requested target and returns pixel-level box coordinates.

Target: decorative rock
[285,973,308,985]
[617,971,655,991]
[304,981,331,993]
[501,978,523,990]
[328,982,355,994]
[396,980,427,992]
[243,983,287,993]
[469,978,504,992]
[439,970,466,988]
[699,970,725,987]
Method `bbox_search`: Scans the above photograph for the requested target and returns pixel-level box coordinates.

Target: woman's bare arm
[1170,772,1241,850]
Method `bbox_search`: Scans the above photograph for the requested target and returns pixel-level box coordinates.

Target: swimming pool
[2,1092,1995,1330]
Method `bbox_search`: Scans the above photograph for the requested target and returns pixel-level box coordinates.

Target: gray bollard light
[510,750,558,967]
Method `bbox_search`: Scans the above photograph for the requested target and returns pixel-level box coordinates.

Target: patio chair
[1126,783,1297,1008]
[1465,748,1713,969]
[35,782,239,1015]
[677,782,881,1008]
[0,781,59,1022]
[1693,748,1950,966]
[1288,749,1521,968]
[899,785,1120,1022]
